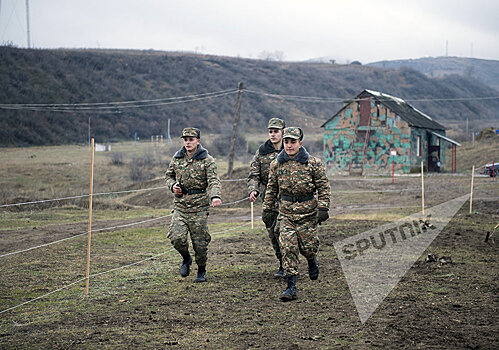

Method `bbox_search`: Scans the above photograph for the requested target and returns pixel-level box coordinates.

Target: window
[416,135,421,157]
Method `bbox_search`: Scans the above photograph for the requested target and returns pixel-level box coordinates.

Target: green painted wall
[323,98,443,175]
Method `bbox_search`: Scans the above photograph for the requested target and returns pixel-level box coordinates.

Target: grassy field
[0,139,498,349]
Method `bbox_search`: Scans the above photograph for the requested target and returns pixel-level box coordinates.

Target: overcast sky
[1,0,498,63]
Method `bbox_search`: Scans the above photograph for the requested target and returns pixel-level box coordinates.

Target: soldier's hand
[172,183,182,195]
[249,191,258,202]
[262,210,274,227]
[317,209,329,225]
[211,198,222,207]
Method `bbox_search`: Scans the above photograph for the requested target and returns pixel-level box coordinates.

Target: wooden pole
[250,202,254,230]
[421,160,425,215]
[469,165,475,214]
[227,82,244,177]
[85,138,95,296]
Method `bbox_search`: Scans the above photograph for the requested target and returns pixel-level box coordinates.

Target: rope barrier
[0,179,248,208]
[0,185,170,208]
[0,197,249,258]
[0,221,253,314]
[221,178,247,182]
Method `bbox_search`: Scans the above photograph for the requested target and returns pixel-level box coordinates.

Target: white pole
[421,160,425,215]
[25,0,31,48]
[469,165,475,214]
[250,202,254,229]
[85,138,95,296]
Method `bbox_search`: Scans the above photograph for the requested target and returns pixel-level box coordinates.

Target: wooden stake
[421,160,425,215]
[469,165,475,214]
[250,201,254,229]
[85,138,95,296]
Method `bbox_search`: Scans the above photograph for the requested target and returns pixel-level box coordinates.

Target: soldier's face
[183,137,200,152]
[283,138,302,157]
[268,128,282,144]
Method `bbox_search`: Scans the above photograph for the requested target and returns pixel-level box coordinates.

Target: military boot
[280,275,297,301]
[274,261,285,278]
[180,253,192,277]
[194,265,207,283]
[307,256,319,280]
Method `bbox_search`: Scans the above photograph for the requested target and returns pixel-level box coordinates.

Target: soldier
[248,117,286,277]
[263,127,330,301]
[165,127,222,283]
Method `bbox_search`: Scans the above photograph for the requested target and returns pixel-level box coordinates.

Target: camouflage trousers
[167,209,211,266]
[265,210,282,261]
[279,215,319,276]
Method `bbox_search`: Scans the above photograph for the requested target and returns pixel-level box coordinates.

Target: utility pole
[168,118,171,142]
[88,116,91,150]
[227,82,243,177]
[25,0,31,48]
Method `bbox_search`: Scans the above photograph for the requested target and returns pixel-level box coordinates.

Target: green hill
[1,47,498,146]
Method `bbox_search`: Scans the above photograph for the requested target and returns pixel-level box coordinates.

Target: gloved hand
[262,210,274,228]
[317,209,329,225]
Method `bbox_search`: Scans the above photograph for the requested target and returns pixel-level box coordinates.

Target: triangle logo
[333,194,469,324]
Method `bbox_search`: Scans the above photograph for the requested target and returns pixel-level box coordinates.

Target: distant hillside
[1,47,498,146]
[368,56,499,91]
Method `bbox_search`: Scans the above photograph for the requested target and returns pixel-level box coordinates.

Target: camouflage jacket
[165,144,222,213]
[247,139,281,197]
[263,147,330,220]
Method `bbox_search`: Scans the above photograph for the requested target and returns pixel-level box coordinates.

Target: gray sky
[1,0,498,63]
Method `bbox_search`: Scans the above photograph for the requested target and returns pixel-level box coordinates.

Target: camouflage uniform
[165,128,221,267]
[248,117,285,262]
[263,128,330,276]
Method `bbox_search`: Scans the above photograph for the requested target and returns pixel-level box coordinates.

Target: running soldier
[248,117,286,277]
[263,127,330,301]
[165,127,222,282]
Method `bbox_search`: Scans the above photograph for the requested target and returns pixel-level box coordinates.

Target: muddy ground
[0,175,497,349]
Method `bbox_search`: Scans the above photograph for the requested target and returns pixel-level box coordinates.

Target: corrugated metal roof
[322,90,447,131]
[364,90,446,130]
[431,131,461,146]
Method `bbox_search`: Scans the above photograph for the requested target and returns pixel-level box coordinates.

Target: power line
[0,89,239,113]
[245,89,499,103]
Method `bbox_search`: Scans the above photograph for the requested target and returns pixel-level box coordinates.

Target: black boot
[274,261,285,278]
[280,275,297,301]
[180,253,192,277]
[307,256,319,280]
[194,265,207,283]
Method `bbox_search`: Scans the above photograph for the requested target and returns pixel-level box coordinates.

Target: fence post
[469,165,475,214]
[421,160,425,215]
[250,201,254,230]
[85,138,95,296]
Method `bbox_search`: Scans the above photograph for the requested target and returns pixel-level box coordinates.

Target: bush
[110,152,125,165]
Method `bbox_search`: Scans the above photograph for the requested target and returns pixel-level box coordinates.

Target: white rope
[0,185,170,208]
[0,213,174,258]
[0,198,248,258]
[220,178,247,182]
[0,221,252,314]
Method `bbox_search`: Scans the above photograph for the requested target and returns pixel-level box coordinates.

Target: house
[322,89,460,175]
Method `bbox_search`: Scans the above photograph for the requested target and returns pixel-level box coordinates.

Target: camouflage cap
[283,127,303,140]
[181,127,201,139]
[267,117,285,129]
